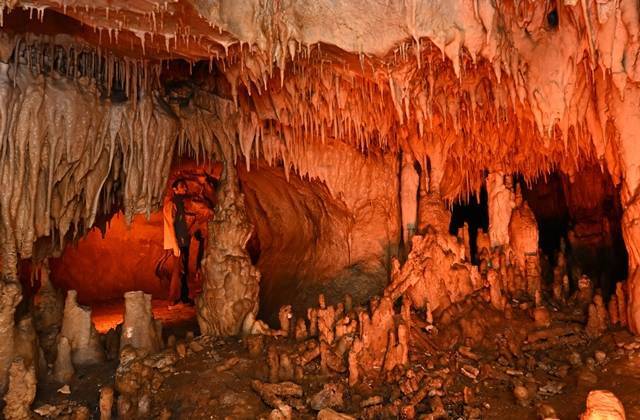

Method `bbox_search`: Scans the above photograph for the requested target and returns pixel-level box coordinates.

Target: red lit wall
[49,212,171,303]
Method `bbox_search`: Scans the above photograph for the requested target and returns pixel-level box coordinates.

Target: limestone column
[196,122,260,336]
[0,61,22,394]
[487,172,515,248]
[609,84,640,334]
[508,185,541,296]
[400,152,419,245]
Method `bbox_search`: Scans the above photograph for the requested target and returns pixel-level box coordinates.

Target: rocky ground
[23,291,640,420]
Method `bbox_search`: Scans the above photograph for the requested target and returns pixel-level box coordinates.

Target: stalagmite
[400,152,419,246]
[487,172,515,248]
[616,282,628,327]
[197,131,260,336]
[487,268,506,311]
[3,358,36,420]
[278,305,293,337]
[509,186,541,297]
[59,291,105,366]
[13,316,44,379]
[581,390,626,419]
[0,281,21,394]
[586,294,609,339]
[32,260,63,359]
[386,224,480,313]
[120,291,163,355]
[52,336,74,383]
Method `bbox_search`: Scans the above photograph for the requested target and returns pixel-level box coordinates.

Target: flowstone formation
[196,142,261,337]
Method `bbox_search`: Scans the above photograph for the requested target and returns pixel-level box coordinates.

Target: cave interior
[0,1,638,419]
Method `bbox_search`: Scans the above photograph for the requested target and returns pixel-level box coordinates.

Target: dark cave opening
[449,187,489,264]
[524,168,628,297]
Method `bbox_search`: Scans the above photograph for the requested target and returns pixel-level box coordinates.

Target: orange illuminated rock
[120,291,163,355]
[581,390,626,420]
[59,291,105,366]
[3,359,36,420]
[196,143,261,337]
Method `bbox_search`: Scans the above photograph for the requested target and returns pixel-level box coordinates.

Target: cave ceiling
[1,0,638,203]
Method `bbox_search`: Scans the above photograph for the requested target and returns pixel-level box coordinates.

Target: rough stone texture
[120,291,163,355]
[509,188,541,273]
[59,291,105,366]
[386,226,481,313]
[13,316,44,380]
[196,133,261,337]
[0,280,21,394]
[3,0,640,336]
[32,260,63,360]
[317,408,355,420]
[3,358,36,420]
[581,390,626,420]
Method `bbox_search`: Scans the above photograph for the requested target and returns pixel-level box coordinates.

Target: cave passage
[449,187,489,264]
[524,168,628,298]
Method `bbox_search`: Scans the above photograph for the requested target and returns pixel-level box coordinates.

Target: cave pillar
[508,185,541,297]
[620,177,640,333]
[487,172,515,248]
[417,146,451,235]
[0,61,21,394]
[0,274,20,395]
[196,137,260,337]
[621,201,640,333]
[400,153,419,245]
[610,85,640,334]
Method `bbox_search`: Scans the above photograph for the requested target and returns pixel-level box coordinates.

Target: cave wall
[239,141,401,319]
[48,213,169,303]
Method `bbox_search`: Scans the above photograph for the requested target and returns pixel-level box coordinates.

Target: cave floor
[30,296,640,419]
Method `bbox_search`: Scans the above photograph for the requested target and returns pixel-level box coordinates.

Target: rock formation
[0,0,639,417]
[3,358,36,420]
[52,336,74,384]
[581,390,626,420]
[59,291,105,366]
[32,260,64,360]
[120,291,163,355]
[196,131,261,337]
[487,172,515,248]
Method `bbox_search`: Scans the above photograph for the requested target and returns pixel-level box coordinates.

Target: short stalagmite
[52,336,74,384]
[581,390,626,420]
[32,260,64,359]
[59,291,105,366]
[120,291,163,355]
[487,172,515,248]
